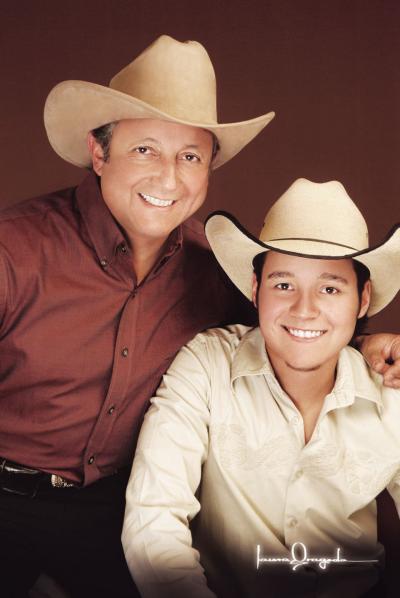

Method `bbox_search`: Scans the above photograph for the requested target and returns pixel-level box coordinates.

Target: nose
[157,157,179,192]
[289,291,320,320]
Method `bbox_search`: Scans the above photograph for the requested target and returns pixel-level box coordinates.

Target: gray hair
[91,122,118,162]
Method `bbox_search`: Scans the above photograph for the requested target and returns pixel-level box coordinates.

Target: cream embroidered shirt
[123,325,400,598]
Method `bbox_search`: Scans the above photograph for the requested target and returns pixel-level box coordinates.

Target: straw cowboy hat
[44,35,275,169]
[205,178,400,316]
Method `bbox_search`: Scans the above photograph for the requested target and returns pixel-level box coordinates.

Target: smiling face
[252,251,371,377]
[89,118,213,248]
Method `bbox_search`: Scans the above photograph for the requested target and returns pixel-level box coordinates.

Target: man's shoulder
[182,216,209,248]
[180,215,234,279]
[168,325,253,379]
[342,345,382,386]
[180,215,227,278]
[182,215,206,236]
[188,324,253,353]
[0,185,77,227]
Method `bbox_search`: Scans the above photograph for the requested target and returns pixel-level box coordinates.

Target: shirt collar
[76,172,183,271]
[231,327,274,382]
[331,347,383,414]
[76,172,125,266]
[151,227,183,276]
[231,327,383,414]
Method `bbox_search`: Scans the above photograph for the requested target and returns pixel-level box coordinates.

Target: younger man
[123,178,400,597]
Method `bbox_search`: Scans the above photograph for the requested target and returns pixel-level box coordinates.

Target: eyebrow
[133,137,159,144]
[266,271,349,284]
[318,272,349,284]
[267,271,295,279]
[131,138,203,150]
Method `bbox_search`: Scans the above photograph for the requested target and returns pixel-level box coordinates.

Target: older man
[0,36,398,598]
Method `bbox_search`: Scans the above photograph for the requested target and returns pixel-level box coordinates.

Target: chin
[282,347,327,372]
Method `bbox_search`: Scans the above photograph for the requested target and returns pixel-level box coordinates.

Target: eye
[134,146,151,154]
[275,282,293,291]
[182,153,200,162]
[321,286,339,295]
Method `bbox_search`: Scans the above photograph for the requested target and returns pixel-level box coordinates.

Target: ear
[87,132,106,176]
[251,272,258,308]
[358,279,371,319]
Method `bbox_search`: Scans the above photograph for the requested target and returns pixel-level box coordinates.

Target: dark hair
[90,121,220,166]
[210,134,220,164]
[352,259,370,336]
[252,251,370,336]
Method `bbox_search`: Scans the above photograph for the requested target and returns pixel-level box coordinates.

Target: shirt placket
[82,283,139,485]
[267,381,308,548]
[283,409,331,550]
[80,237,181,485]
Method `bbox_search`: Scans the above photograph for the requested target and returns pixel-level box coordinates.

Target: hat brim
[44,81,275,169]
[205,211,400,316]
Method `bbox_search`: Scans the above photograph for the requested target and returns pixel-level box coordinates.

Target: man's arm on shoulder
[356,334,400,388]
[122,335,217,598]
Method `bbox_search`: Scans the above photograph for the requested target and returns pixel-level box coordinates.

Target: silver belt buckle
[51,474,75,488]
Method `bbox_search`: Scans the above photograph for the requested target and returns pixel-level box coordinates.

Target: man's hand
[356,334,400,388]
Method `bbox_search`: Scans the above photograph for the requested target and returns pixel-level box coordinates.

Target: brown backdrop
[1,0,399,332]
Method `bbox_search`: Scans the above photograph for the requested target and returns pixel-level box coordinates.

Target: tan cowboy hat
[44,35,275,169]
[205,178,400,316]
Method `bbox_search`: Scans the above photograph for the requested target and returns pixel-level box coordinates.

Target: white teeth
[140,193,174,207]
[287,328,324,339]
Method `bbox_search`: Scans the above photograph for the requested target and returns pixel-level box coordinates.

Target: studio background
[1,0,399,332]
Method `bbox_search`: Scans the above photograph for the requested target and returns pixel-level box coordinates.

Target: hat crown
[110,35,217,124]
[260,178,369,252]
[205,178,400,317]
[44,34,275,169]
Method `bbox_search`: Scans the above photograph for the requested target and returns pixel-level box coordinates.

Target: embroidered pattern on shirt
[300,446,400,495]
[211,426,400,499]
[211,424,298,472]
[342,451,400,496]
[300,442,344,477]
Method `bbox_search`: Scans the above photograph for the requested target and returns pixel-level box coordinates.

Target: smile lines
[139,192,175,207]
[284,327,326,339]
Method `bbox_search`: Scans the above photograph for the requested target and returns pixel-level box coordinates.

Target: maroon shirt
[0,173,254,485]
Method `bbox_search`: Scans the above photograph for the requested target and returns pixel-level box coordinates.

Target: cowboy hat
[205,178,400,316]
[44,35,275,169]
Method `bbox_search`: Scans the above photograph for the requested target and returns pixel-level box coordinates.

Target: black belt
[0,458,75,498]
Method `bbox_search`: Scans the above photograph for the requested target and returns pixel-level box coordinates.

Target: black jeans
[0,470,140,598]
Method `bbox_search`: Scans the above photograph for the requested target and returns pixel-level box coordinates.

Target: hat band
[267,237,359,251]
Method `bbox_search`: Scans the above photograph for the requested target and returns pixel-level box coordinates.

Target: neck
[268,353,337,443]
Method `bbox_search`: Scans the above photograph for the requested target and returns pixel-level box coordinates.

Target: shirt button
[100,259,108,268]
[287,516,298,528]
[291,416,300,425]
[88,456,95,465]
[121,347,129,357]
[108,405,115,415]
